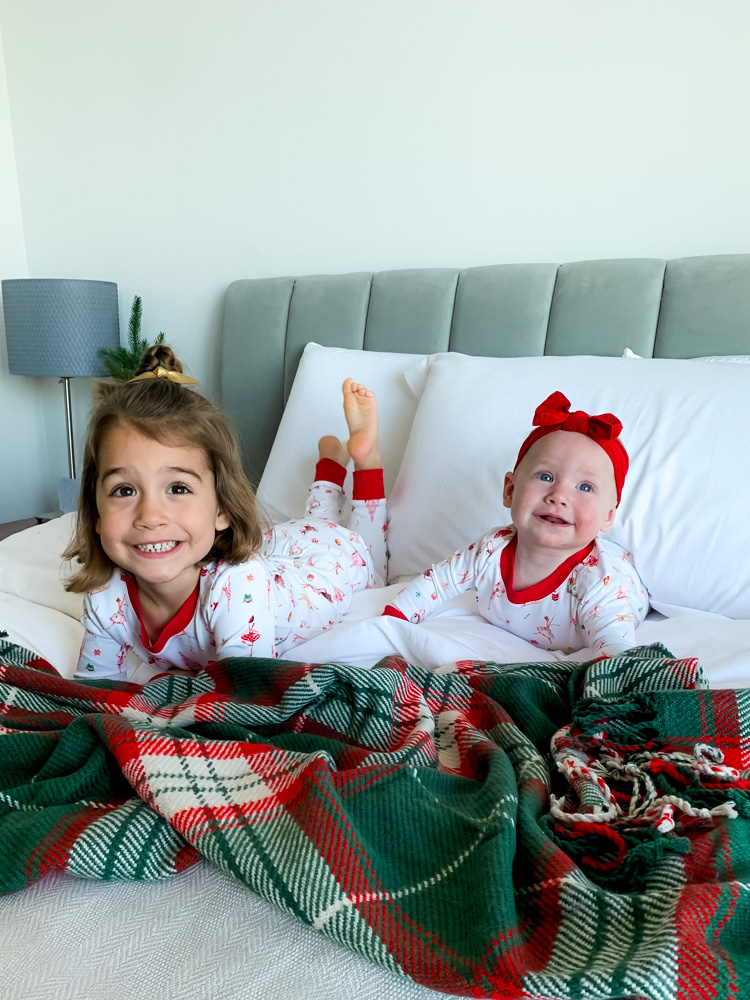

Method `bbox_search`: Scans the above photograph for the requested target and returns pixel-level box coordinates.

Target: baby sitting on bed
[383,391,649,657]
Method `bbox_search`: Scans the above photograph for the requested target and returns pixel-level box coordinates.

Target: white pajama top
[390,526,649,656]
[76,476,387,680]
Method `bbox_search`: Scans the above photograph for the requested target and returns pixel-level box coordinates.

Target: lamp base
[58,477,80,514]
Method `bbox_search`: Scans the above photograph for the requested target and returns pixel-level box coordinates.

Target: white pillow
[0,513,81,620]
[0,514,83,679]
[258,343,431,522]
[623,347,750,363]
[697,355,750,363]
[386,352,750,619]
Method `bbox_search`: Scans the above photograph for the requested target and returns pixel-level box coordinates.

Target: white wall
[0,24,57,519]
[0,0,749,518]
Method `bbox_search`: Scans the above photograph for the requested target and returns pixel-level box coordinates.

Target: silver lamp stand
[61,376,77,479]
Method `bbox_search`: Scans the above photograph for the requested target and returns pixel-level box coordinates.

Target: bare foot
[318,434,349,467]
[342,378,381,470]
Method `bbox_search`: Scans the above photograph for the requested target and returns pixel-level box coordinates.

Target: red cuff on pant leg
[352,468,385,500]
[314,458,347,489]
[382,604,408,620]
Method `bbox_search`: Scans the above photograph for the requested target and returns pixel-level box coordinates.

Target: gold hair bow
[130,366,199,385]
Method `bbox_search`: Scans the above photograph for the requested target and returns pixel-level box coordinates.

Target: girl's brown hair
[64,344,263,593]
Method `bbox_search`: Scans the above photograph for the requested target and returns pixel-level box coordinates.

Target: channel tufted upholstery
[221,254,750,480]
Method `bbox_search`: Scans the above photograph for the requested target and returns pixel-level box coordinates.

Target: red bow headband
[514,391,629,503]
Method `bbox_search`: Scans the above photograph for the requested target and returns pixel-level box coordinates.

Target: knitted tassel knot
[550,723,740,832]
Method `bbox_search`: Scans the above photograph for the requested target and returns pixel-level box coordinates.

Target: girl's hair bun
[135,344,184,376]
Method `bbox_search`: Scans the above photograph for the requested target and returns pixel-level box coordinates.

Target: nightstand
[0,512,62,542]
[0,518,38,542]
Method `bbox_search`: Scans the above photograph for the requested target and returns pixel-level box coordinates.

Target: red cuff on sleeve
[314,458,347,489]
[352,468,385,500]
[382,604,408,620]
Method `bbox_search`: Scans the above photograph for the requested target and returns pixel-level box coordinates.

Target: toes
[343,378,373,397]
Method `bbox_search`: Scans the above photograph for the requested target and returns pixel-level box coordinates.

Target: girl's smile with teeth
[135,541,181,553]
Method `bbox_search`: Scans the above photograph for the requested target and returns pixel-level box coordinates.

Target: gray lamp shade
[2,278,120,376]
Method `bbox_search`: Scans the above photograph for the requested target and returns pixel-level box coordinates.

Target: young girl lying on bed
[64,345,386,679]
[383,391,649,657]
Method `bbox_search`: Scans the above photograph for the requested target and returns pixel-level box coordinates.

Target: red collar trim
[124,575,200,653]
[500,535,596,604]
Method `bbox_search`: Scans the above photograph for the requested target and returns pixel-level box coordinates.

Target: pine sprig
[99,295,167,381]
[128,294,144,356]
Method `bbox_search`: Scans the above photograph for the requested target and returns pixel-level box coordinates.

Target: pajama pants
[305,459,388,587]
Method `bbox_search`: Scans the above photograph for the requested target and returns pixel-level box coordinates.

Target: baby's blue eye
[578,482,593,493]
[539,473,553,483]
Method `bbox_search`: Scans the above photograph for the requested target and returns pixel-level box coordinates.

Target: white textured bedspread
[1,863,438,1000]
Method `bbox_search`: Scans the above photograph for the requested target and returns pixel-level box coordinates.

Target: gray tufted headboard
[220,254,750,481]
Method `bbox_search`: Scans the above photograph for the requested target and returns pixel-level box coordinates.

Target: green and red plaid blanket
[0,639,748,999]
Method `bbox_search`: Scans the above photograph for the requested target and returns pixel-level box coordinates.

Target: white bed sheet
[285,587,750,690]
[1,517,749,689]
